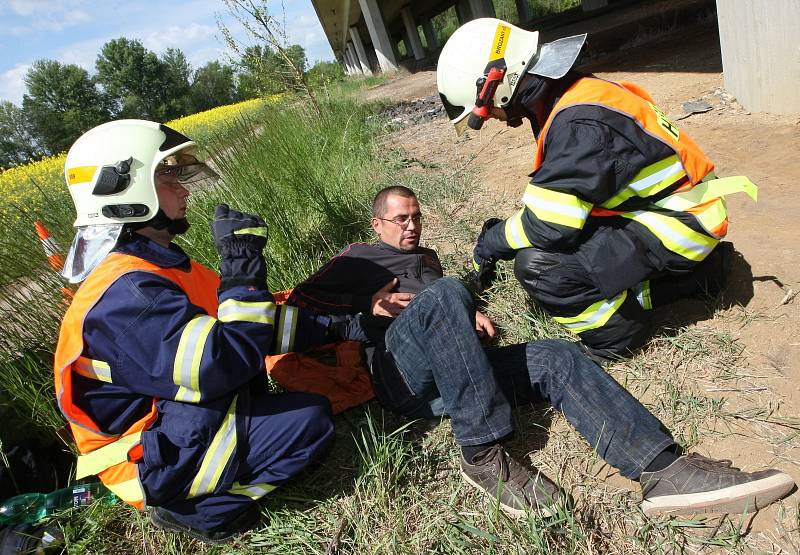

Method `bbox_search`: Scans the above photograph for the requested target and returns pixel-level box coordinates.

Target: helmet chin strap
[126,209,190,236]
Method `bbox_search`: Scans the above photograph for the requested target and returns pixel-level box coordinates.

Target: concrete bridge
[310,0,800,115]
[310,0,610,75]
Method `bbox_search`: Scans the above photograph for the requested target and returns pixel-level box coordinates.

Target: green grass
[3,56,799,554]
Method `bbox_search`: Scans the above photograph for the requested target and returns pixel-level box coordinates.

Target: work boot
[640,453,795,516]
[460,444,567,518]
[151,503,260,544]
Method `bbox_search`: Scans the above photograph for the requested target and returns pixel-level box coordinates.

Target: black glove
[470,218,502,292]
[212,204,269,291]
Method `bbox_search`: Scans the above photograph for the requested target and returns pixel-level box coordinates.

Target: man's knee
[513,248,562,297]
[425,277,474,309]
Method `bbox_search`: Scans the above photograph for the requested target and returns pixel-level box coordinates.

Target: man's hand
[371,278,415,317]
[475,310,496,339]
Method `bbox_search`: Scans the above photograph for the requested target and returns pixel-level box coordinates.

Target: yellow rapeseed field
[0,97,275,230]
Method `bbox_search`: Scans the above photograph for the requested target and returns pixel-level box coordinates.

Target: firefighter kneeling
[54,120,334,544]
[437,18,758,360]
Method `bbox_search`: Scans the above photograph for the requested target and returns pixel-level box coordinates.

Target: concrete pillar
[401,6,425,60]
[400,30,410,59]
[515,0,532,23]
[341,52,353,76]
[581,0,607,11]
[358,0,399,73]
[349,26,373,75]
[717,0,800,114]
[468,0,496,18]
[421,17,439,50]
[455,0,472,24]
[346,43,363,75]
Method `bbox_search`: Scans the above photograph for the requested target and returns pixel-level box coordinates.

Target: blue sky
[0,0,336,105]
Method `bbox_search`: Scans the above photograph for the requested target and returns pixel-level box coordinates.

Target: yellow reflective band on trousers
[107,477,145,504]
[553,291,628,333]
[74,356,112,383]
[188,395,238,499]
[621,211,717,261]
[654,176,758,212]
[522,184,591,229]
[76,432,142,479]
[229,481,277,500]
[275,306,299,354]
[634,281,652,310]
[173,315,216,403]
[602,155,686,209]
[218,299,277,325]
[504,208,533,249]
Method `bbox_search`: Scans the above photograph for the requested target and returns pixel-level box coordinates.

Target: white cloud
[0,63,30,105]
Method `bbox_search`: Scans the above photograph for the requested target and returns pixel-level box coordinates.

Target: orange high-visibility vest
[534,78,715,185]
[533,78,735,243]
[53,252,219,509]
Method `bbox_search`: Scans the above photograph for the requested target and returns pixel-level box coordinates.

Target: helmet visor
[156,153,219,186]
[529,34,587,79]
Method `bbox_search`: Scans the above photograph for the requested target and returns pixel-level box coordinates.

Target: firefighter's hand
[212,204,268,253]
[471,255,498,293]
[212,204,268,291]
[371,278,415,317]
[474,217,503,262]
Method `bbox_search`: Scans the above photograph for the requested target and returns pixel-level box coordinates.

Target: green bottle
[0,482,116,525]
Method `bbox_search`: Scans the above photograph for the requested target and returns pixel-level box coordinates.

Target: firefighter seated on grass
[54,120,338,544]
[288,185,795,520]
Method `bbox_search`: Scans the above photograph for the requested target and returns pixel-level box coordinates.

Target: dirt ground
[361,17,800,545]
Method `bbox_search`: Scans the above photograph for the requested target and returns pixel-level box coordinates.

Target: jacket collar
[114,233,191,271]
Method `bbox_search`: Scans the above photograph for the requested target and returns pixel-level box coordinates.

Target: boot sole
[642,472,795,516]
[460,470,556,519]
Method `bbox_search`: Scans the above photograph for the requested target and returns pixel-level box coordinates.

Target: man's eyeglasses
[378,214,423,228]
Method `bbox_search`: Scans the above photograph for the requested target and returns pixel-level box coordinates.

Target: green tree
[219,0,320,116]
[160,48,194,118]
[236,44,307,98]
[95,38,169,120]
[191,61,237,112]
[22,60,110,155]
[306,60,345,91]
[0,101,44,168]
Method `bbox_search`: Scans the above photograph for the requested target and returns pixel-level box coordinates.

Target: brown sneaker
[641,453,795,516]
[460,444,566,518]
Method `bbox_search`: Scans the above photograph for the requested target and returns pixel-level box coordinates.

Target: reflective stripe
[621,211,717,261]
[553,291,627,333]
[173,315,216,403]
[233,227,268,238]
[107,477,144,503]
[504,208,533,249]
[275,306,298,354]
[74,356,112,383]
[603,155,686,209]
[522,184,591,229]
[692,198,728,237]
[188,395,238,499]
[76,432,142,479]
[472,258,481,272]
[218,299,276,324]
[229,481,277,500]
[654,176,758,212]
[634,281,652,310]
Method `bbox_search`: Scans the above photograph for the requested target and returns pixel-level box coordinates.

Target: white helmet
[437,18,586,135]
[61,119,216,282]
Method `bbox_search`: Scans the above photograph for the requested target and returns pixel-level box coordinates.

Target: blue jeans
[379,277,675,480]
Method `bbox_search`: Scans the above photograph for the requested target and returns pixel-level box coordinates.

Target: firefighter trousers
[513,242,729,359]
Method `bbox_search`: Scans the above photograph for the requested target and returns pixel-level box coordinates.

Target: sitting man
[54,120,334,543]
[288,185,794,518]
